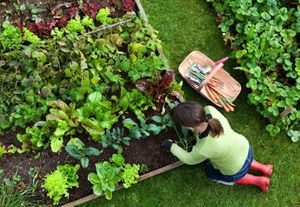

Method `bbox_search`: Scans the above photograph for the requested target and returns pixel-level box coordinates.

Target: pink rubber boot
[235,174,270,192]
[251,160,273,177]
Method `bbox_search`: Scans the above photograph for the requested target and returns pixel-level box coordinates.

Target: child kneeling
[163,101,273,192]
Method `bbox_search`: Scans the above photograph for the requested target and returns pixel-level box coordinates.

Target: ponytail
[171,101,224,138]
[207,118,224,137]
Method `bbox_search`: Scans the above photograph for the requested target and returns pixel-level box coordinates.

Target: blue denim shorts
[204,147,253,182]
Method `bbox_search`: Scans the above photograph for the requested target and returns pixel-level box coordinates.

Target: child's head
[171,101,224,137]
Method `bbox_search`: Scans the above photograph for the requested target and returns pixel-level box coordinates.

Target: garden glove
[162,139,174,151]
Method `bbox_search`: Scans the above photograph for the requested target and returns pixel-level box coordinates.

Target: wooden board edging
[62,161,183,207]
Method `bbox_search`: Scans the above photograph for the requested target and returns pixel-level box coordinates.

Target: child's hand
[162,139,174,151]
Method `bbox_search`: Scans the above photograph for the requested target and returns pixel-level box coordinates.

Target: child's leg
[235,173,270,192]
[250,160,273,177]
[204,162,235,185]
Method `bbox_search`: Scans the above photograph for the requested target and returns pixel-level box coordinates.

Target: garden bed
[0,127,178,205]
[0,0,184,206]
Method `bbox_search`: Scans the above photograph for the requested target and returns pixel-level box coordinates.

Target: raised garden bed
[0,0,185,206]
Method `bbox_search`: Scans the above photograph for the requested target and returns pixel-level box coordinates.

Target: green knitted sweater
[170,105,250,175]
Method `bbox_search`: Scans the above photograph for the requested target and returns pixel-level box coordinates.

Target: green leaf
[48,101,69,112]
[93,184,103,196]
[88,173,101,184]
[147,124,163,135]
[129,127,142,139]
[123,118,137,129]
[287,130,300,142]
[51,137,64,153]
[41,86,52,97]
[266,124,280,136]
[81,157,89,168]
[151,115,162,123]
[261,12,271,21]
[88,92,102,104]
[65,145,82,159]
[84,147,100,156]
[246,78,258,90]
[96,8,112,24]
[32,51,47,63]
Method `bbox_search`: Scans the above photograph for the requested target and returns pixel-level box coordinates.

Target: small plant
[96,8,113,24]
[16,122,52,151]
[88,150,140,200]
[100,128,131,149]
[121,164,140,188]
[122,117,150,139]
[66,18,85,34]
[113,87,154,119]
[65,138,100,168]
[0,145,5,158]
[0,167,46,207]
[287,129,300,143]
[207,0,300,138]
[174,126,198,151]
[0,24,21,51]
[42,164,80,205]
[75,91,119,141]
[0,184,47,207]
[23,28,41,45]
[81,15,95,29]
[88,161,121,200]
[123,114,174,139]
[135,71,181,106]
[149,114,174,135]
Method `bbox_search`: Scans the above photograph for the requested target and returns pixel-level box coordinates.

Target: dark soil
[0,121,178,205]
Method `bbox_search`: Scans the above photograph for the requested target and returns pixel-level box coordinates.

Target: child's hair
[171,101,224,137]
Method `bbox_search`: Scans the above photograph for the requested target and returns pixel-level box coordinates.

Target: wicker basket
[178,51,241,107]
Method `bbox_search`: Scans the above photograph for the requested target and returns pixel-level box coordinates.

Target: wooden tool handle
[199,63,223,89]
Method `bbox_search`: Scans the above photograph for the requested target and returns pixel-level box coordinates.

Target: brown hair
[171,101,224,137]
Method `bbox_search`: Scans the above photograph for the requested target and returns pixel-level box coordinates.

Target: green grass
[80,0,300,206]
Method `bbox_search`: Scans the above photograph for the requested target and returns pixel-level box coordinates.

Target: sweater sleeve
[170,143,207,165]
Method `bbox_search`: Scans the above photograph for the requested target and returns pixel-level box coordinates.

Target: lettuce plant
[121,164,140,188]
[0,24,22,51]
[96,8,113,24]
[23,28,41,45]
[42,164,80,205]
[88,161,121,200]
[66,18,85,34]
[88,151,140,200]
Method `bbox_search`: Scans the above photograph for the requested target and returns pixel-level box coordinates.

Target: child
[162,101,273,192]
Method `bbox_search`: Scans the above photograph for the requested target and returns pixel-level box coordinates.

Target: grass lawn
[80,0,300,206]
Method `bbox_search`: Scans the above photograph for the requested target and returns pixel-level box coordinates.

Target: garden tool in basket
[178,51,241,112]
